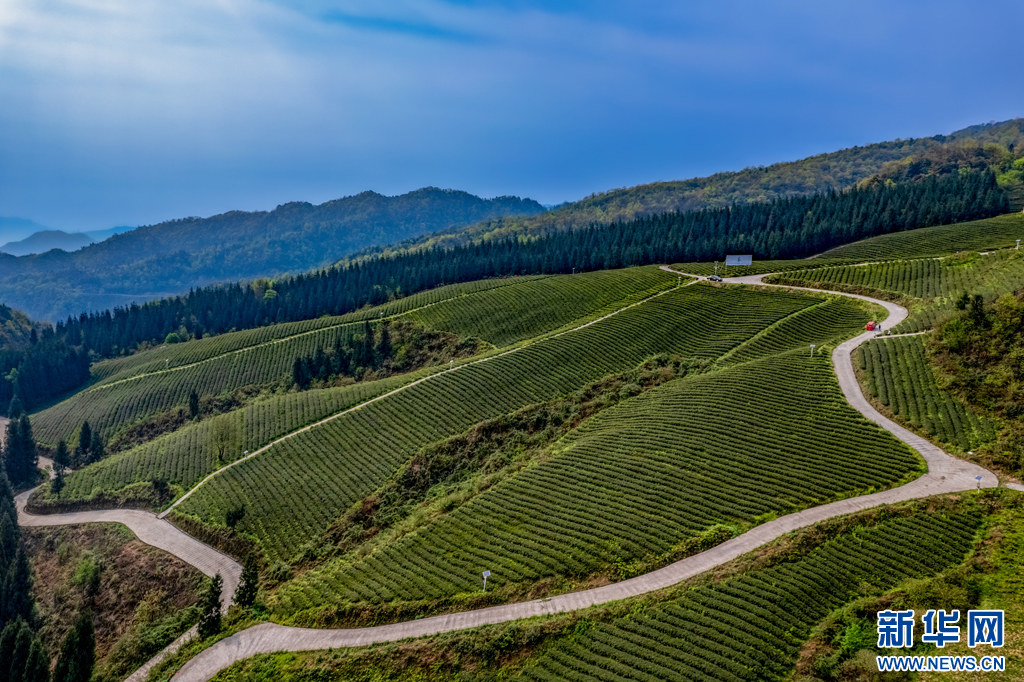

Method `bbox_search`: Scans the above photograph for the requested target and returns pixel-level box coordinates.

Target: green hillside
[0,303,37,348]
[856,336,996,451]
[173,284,821,561]
[769,247,1024,334]
[521,511,979,682]
[817,212,1024,260]
[30,269,672,448]
[88,277,541,383]
[273,342,919,620]
[208,496,1004,682]
[348,119,1024,262]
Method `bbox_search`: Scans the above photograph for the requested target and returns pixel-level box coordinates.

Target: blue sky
[0,0,1021,234]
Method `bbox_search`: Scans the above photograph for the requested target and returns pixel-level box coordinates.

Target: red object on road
[866,321,876,331]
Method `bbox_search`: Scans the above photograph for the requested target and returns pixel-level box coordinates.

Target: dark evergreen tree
[22,637,50,682]
[3,548,33,625]
[0,513,16,573]
[51,440,69,498]
[292,357,309,389]
[189,390,201,419]
[0,620,20,674]
[18,415,36,482]
[6,620,32,682]
[52,612,94,682]
[234,554,259,608]
[88,432,104,465]
[1,418,19,483]
[7,396,23,420]
[197,573,223,639]
[360,322,375,367]
[78,422,91,458]
[376,321,392,362]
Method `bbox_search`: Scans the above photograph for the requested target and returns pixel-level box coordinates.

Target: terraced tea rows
[818,213,1024,260]
[272,347,921,616]
[521,511,981,682]
[777,251,1024,301]
[857,336,997,451]
[33,269,675,446]
[90,276,542,382]
[54,372,417,501]
[407,267,675,347]
[32,322,367,445]
[176,285,822,560]
[719,297,870,366]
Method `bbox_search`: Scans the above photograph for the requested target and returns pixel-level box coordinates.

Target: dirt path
[16,271,1006,682]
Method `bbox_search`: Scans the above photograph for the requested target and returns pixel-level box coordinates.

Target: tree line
[0,333,91,416]
[0,169,1007,417]
[292,321,391,389]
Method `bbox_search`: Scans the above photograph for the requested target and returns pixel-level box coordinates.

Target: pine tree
[6,620,32,682]
[7,396,23,420]
[197,573,223,639]
[376,321,392,363]
[0,620,19,673]
[189,390,200,420]
[78,422,91,459]
[0,512,17,571]
[18,415,36,481]
[3,548,33,625]
[52,612,94,682]
[88,432,104,465]
[292,357,307,389]
[3,419,21,484]
[51,440,69,498]
[234,554,259,608]
[22,637,50,682]
[361,321,375,367]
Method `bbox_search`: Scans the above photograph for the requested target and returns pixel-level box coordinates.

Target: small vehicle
[708,275,723,282]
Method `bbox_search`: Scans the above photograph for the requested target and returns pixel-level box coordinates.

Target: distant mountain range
[0,216,52,245]
[1,230,93,256]
[0,189,545,321]
[0,223,136,256]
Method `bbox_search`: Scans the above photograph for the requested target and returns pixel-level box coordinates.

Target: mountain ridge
[0,188,545,322]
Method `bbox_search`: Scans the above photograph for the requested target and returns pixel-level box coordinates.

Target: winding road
[15,271,1006,682]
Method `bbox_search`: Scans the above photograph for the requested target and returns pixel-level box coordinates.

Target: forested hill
[351,118,1024,261]
[0,188,545,322]
[0,305,36,348]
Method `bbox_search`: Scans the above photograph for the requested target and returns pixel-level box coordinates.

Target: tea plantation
[174,284,827,560]
[272,346,921,617]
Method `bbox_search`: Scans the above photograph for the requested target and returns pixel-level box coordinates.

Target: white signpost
[482,570,491,592]
[810,344,815,357]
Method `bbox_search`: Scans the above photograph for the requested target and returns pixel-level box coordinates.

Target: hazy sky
[1,0,1021,232]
